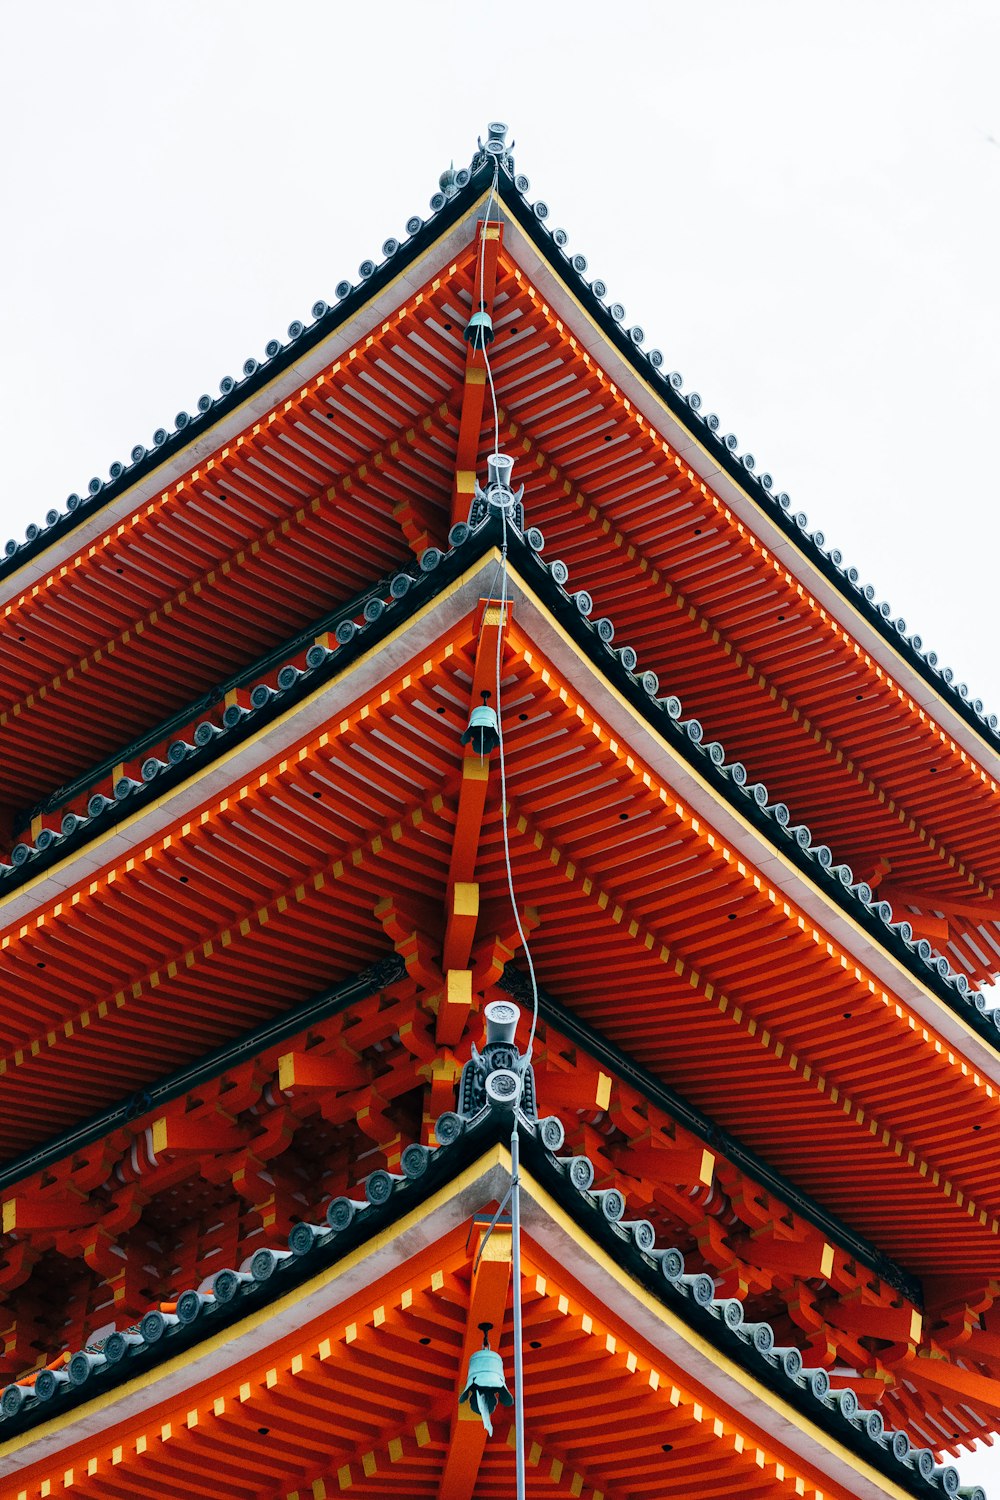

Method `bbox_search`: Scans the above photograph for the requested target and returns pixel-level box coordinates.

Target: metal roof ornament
[469,453,525,532]
[472,121,515,175]
[433,1000,565,1153]
[461,999,536,1121]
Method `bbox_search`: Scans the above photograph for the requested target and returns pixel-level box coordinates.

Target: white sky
[1,0,999,1485]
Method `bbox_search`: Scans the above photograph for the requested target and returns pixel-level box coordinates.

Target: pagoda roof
[1,135,998,998]
[1,140,996,782]
[0,516,994,1065]
[0,952,915,1303]
[0,1111,969,1500]
[1,522,999,1289]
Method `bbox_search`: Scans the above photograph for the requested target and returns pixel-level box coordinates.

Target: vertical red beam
[451,222,503,528]
[437,601,509,1045]
[437,1223,512,1500]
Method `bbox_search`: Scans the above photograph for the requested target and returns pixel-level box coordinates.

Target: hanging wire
[469,162,506,658]
[474,160,541,1069]
[479,162,502,462]
[471,156,538,1500]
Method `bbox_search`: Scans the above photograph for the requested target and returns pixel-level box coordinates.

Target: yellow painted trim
[1,549,991,1169]
[503,566,998,1078]
[3,1146,916,1500]
[0,553,502,922]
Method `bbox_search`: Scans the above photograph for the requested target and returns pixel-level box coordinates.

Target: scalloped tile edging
[3,520,995,1049]
[0,1102,971,1499]
[3,131,995,762]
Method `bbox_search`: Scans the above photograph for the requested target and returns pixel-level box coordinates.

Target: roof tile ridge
[1,517,504,879]
[6,124,996,759]
[0,1026,970,1499]
[0,137,497,586]
[5,518,996,1053]
[491,168,1000,762]
[503,407,994,888]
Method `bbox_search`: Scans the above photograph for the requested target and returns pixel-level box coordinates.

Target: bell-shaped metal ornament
[461,691,500,757]
[463,309,495,349]
[459,1323,513,1436]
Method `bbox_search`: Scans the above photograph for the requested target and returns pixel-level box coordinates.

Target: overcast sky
[2,0,999,1484]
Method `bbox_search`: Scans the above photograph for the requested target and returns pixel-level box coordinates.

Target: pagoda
[1,123,998,1500]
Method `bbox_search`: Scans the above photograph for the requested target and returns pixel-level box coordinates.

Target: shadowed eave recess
[0,135,998,993]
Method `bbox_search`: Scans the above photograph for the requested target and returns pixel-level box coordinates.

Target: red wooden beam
[437,1223,512,1500]
[451,221,502,528]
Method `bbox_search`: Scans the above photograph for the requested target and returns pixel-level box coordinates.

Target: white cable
[474,153,535,1500]
[474,161,541,1068]
[479,163,502,460]
[493,521,540,1068]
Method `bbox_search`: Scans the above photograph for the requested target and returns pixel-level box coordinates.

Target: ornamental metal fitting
[434,1000,566,1152]
[469,453,525,532]
[461,999,537,1118]
[472,122,515,175]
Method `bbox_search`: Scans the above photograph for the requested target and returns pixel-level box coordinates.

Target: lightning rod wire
[474,152,536,1500]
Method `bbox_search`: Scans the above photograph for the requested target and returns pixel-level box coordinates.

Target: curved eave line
[503,537,1000,1075]
[7,150,996,779]
[0,166,495,601]
[0,533,492,915]
[0,1131,946,1500]
[0,939,915,1306]
[3,520,998,1079]
[513,970,919,1305]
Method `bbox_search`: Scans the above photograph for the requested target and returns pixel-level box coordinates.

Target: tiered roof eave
[2,145,998,788]
[0,1125,968,1500]
[1,524,997,1080]
[1,527,999,1290]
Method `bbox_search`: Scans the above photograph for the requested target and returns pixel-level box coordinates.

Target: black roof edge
[2,515,502,883]
[519,1129,961,1500]
[18,550,448,833]
[5,515,997,1059]
[0,929,914,1308]
[491,169,1000,759]
[0,158,494,584]
[0,1105,964,1499]
[0,955,404,1199]
[499,529,999,1050]
[7,135,994,763]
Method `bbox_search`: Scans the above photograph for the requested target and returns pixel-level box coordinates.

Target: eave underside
[0,1154,948,1500]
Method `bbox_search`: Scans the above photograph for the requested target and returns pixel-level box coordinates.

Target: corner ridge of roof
[8,122,994,761]
[5,516,996,1053]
